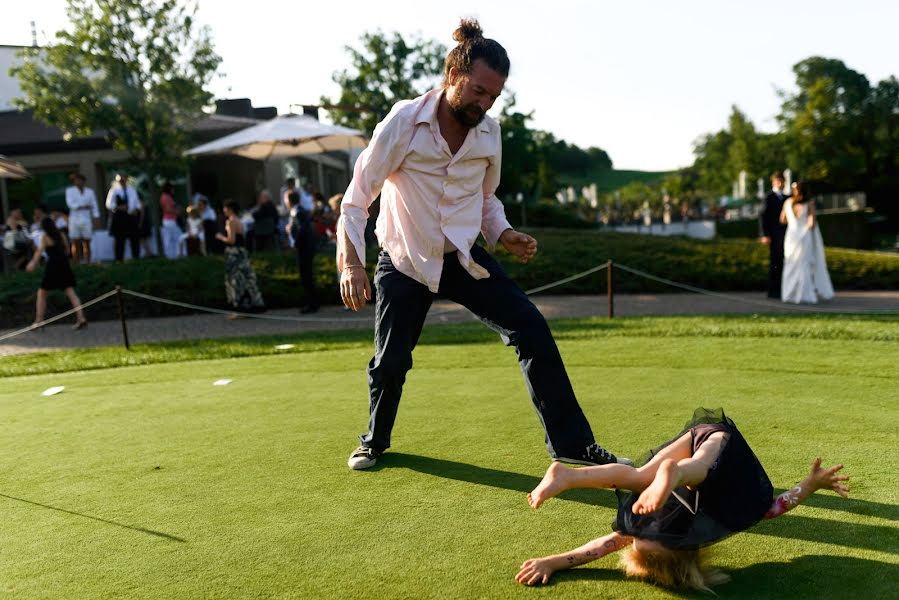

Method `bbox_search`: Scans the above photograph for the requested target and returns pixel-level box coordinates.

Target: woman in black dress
[26,217,87,329]
[515,408,849,591]
[215,199,265,318]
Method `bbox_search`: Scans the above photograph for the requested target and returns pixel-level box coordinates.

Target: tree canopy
[322,31,446,136]
[12,0,221,181]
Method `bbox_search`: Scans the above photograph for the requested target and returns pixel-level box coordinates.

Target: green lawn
[557,168,673,193]
[1,317,897,599]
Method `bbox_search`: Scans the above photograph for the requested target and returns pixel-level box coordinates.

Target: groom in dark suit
[759,171,789,298]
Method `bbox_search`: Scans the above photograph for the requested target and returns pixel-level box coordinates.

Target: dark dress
[613,408,774,550]
[41,241,76,290]
[223,231,265,311]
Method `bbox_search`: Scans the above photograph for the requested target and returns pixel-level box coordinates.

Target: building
[0,45,353,221]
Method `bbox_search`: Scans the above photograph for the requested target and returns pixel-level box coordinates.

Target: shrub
[1,232,896,328]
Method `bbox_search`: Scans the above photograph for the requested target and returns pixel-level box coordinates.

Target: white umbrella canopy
[185,114,368,160]
[0,155,30,179]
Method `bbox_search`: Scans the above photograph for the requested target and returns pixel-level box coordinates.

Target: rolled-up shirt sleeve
[337,102,414,270]
[480,133,512,249]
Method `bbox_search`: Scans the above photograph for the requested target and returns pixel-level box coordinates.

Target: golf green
[1,325,896,598]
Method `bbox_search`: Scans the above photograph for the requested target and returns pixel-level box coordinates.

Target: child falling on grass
[515,408,849,591]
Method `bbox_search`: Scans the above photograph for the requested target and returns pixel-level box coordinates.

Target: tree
[778,57,872,182]
[11,0,220,236]
[323,31,446,135]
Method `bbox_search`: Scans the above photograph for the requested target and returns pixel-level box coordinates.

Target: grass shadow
[751,513,898,554]
[377,453,618,509]
[724,555,899,598]
[778,487,899,522]
[0,492,186,542]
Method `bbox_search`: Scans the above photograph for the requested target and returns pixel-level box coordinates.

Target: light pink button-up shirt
[337,88,512,293]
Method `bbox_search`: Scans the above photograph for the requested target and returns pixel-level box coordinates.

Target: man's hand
[759,236,771,245]
[340,265,372,311]
[499,229,537,263]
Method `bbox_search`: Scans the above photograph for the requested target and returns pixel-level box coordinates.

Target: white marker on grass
[213,379,232,386]
[42,386,65,396]
[274,344,295,350]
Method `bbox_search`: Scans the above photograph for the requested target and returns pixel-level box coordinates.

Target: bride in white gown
[780,181,834,304]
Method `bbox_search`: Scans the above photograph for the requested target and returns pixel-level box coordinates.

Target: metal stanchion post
[115,286,130,350]
[607,260,614,319]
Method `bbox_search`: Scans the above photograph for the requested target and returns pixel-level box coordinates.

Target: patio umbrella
[0,155,30,179]
[185,114,367,159]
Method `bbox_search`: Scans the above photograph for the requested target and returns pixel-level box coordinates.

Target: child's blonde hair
[620,544,730,592]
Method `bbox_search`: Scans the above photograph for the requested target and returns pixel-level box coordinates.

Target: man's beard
[448,88,485,128]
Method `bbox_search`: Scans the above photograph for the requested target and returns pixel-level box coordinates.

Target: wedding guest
[178,205,206,256]
[286,191,319,313]
[250,190,278,252]
[105,174,141,261]
[65,173,99,264]
[216,200,265,317]
[26,217,87,330]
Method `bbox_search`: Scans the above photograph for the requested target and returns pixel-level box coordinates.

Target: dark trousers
[295,240,317,307]
[767,234,785,298]
[360,245,596,459]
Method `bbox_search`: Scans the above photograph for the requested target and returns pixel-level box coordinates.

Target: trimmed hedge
[717,211,875,249]
[1,231,897,328]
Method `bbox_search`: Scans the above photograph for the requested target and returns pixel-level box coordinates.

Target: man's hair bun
[452,18,483,43]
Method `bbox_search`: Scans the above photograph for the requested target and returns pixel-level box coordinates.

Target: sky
[1,0,897,171]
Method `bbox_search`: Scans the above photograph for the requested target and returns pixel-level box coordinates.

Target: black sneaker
[347,445,382,470]
[557,443,633,467]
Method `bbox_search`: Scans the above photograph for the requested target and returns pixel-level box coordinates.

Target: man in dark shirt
[250,190,278,252]
[759,171,789,298]
[286,192,318,313]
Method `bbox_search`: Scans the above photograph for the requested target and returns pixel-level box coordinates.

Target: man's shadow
[377,452,618,509]
[376,453,899,554]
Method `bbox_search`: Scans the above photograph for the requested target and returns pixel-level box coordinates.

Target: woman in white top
[780,181,834,304]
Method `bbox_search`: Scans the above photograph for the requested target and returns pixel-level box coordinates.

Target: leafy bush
[2,232,896,327]
[717,211,875,249]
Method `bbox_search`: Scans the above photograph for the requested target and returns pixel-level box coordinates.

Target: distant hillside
[558,169,673,193]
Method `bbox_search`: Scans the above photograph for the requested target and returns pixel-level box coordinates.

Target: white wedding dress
[781,199,834,304]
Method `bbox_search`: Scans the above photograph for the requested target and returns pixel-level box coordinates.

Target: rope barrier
[0,289,119,343]
[523,263,609,295]
[1,259,895,345]
[613,263,899,315]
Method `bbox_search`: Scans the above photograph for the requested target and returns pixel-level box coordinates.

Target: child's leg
[632,431,728,515]
[529,432,694,509]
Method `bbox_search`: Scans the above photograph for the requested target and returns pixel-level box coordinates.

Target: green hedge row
[2,231,897,328]
[717,211,875,249]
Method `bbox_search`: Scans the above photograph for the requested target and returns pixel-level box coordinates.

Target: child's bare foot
[528,462,572,509]
[633,460,679,515]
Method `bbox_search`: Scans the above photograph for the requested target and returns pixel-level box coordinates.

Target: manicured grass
[0,319,896,599]
[3,314,899,378]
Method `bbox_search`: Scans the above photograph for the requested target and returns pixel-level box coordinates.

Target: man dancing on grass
[337,18,628,470]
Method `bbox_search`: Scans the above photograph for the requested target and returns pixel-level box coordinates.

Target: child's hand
[515,558,556,586]
[809,457,849,497]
